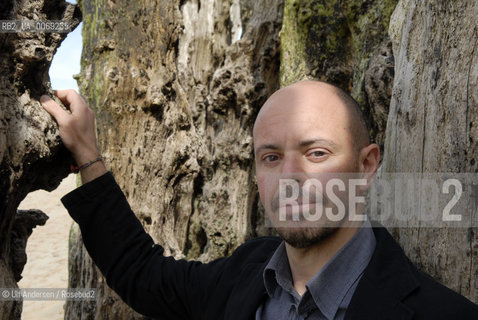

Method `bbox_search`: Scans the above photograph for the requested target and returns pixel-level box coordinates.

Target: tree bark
[382,0,478,301]
[0,1,80,319]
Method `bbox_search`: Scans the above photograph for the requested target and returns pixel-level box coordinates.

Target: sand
[17,173,78,320]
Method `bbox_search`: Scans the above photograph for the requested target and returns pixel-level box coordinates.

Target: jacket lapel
[345,226,419,320]
[345,275,415,320]
[223,261,269,320]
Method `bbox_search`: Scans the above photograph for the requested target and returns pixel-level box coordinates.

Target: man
[41,81,478,319]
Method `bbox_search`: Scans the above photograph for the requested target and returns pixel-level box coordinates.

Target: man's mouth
[277,202,324,220]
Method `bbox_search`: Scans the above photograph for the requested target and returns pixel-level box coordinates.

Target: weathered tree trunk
[382,0,478,301]
[0,1,81,319]
[67,0,283,318]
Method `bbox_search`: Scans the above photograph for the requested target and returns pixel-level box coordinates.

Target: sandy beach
[17,173,78,320]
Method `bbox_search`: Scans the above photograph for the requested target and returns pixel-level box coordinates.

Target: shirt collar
[307,219,376,319]
[262,219,376,319]
[263,242,297,299]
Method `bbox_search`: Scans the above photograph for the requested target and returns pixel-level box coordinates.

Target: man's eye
[263,154,279,162]
[307,150,327,158]
[311,151,325,157]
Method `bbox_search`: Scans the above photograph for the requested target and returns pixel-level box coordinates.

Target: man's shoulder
[367,226,478,317]
[202,236,281,285]
[408,270,478,317]
[228,236,282,263]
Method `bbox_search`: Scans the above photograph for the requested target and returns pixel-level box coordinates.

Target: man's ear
[358,143,380,189]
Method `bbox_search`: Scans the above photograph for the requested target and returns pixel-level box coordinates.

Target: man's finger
[54,89,87,113]
[40,95,69,124]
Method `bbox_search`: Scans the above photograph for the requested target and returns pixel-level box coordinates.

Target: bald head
[254,80,370,152]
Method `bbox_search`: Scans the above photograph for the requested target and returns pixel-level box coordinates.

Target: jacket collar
[345,225,420,320]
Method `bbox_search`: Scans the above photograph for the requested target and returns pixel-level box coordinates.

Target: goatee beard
[275,226,339,249]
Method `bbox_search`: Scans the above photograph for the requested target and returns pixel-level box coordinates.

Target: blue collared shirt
[255,220,376,320]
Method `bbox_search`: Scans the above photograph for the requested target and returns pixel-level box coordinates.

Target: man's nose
[280,155,307,183]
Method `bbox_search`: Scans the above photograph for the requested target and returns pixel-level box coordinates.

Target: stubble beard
[269,192,349,249]
[274,222,343,249]
[266,166,360,249]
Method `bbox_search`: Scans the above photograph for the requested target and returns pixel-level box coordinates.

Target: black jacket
[62,172,478,319]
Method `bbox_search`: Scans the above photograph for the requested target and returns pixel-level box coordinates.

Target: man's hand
[41,90,107,183]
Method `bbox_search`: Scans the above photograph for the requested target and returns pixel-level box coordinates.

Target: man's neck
[285,221,363,296]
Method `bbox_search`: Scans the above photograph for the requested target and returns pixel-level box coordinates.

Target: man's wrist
[78,160,108,184]
[71,149,107,184]
[72,149,101,166]
[71,157,102,173]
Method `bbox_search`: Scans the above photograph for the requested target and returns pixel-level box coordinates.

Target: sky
[49,0,82,92]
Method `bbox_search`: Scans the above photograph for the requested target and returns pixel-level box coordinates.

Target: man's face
[253,82,362,248]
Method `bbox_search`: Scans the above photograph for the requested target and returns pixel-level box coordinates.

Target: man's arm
[61,170,220,318]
